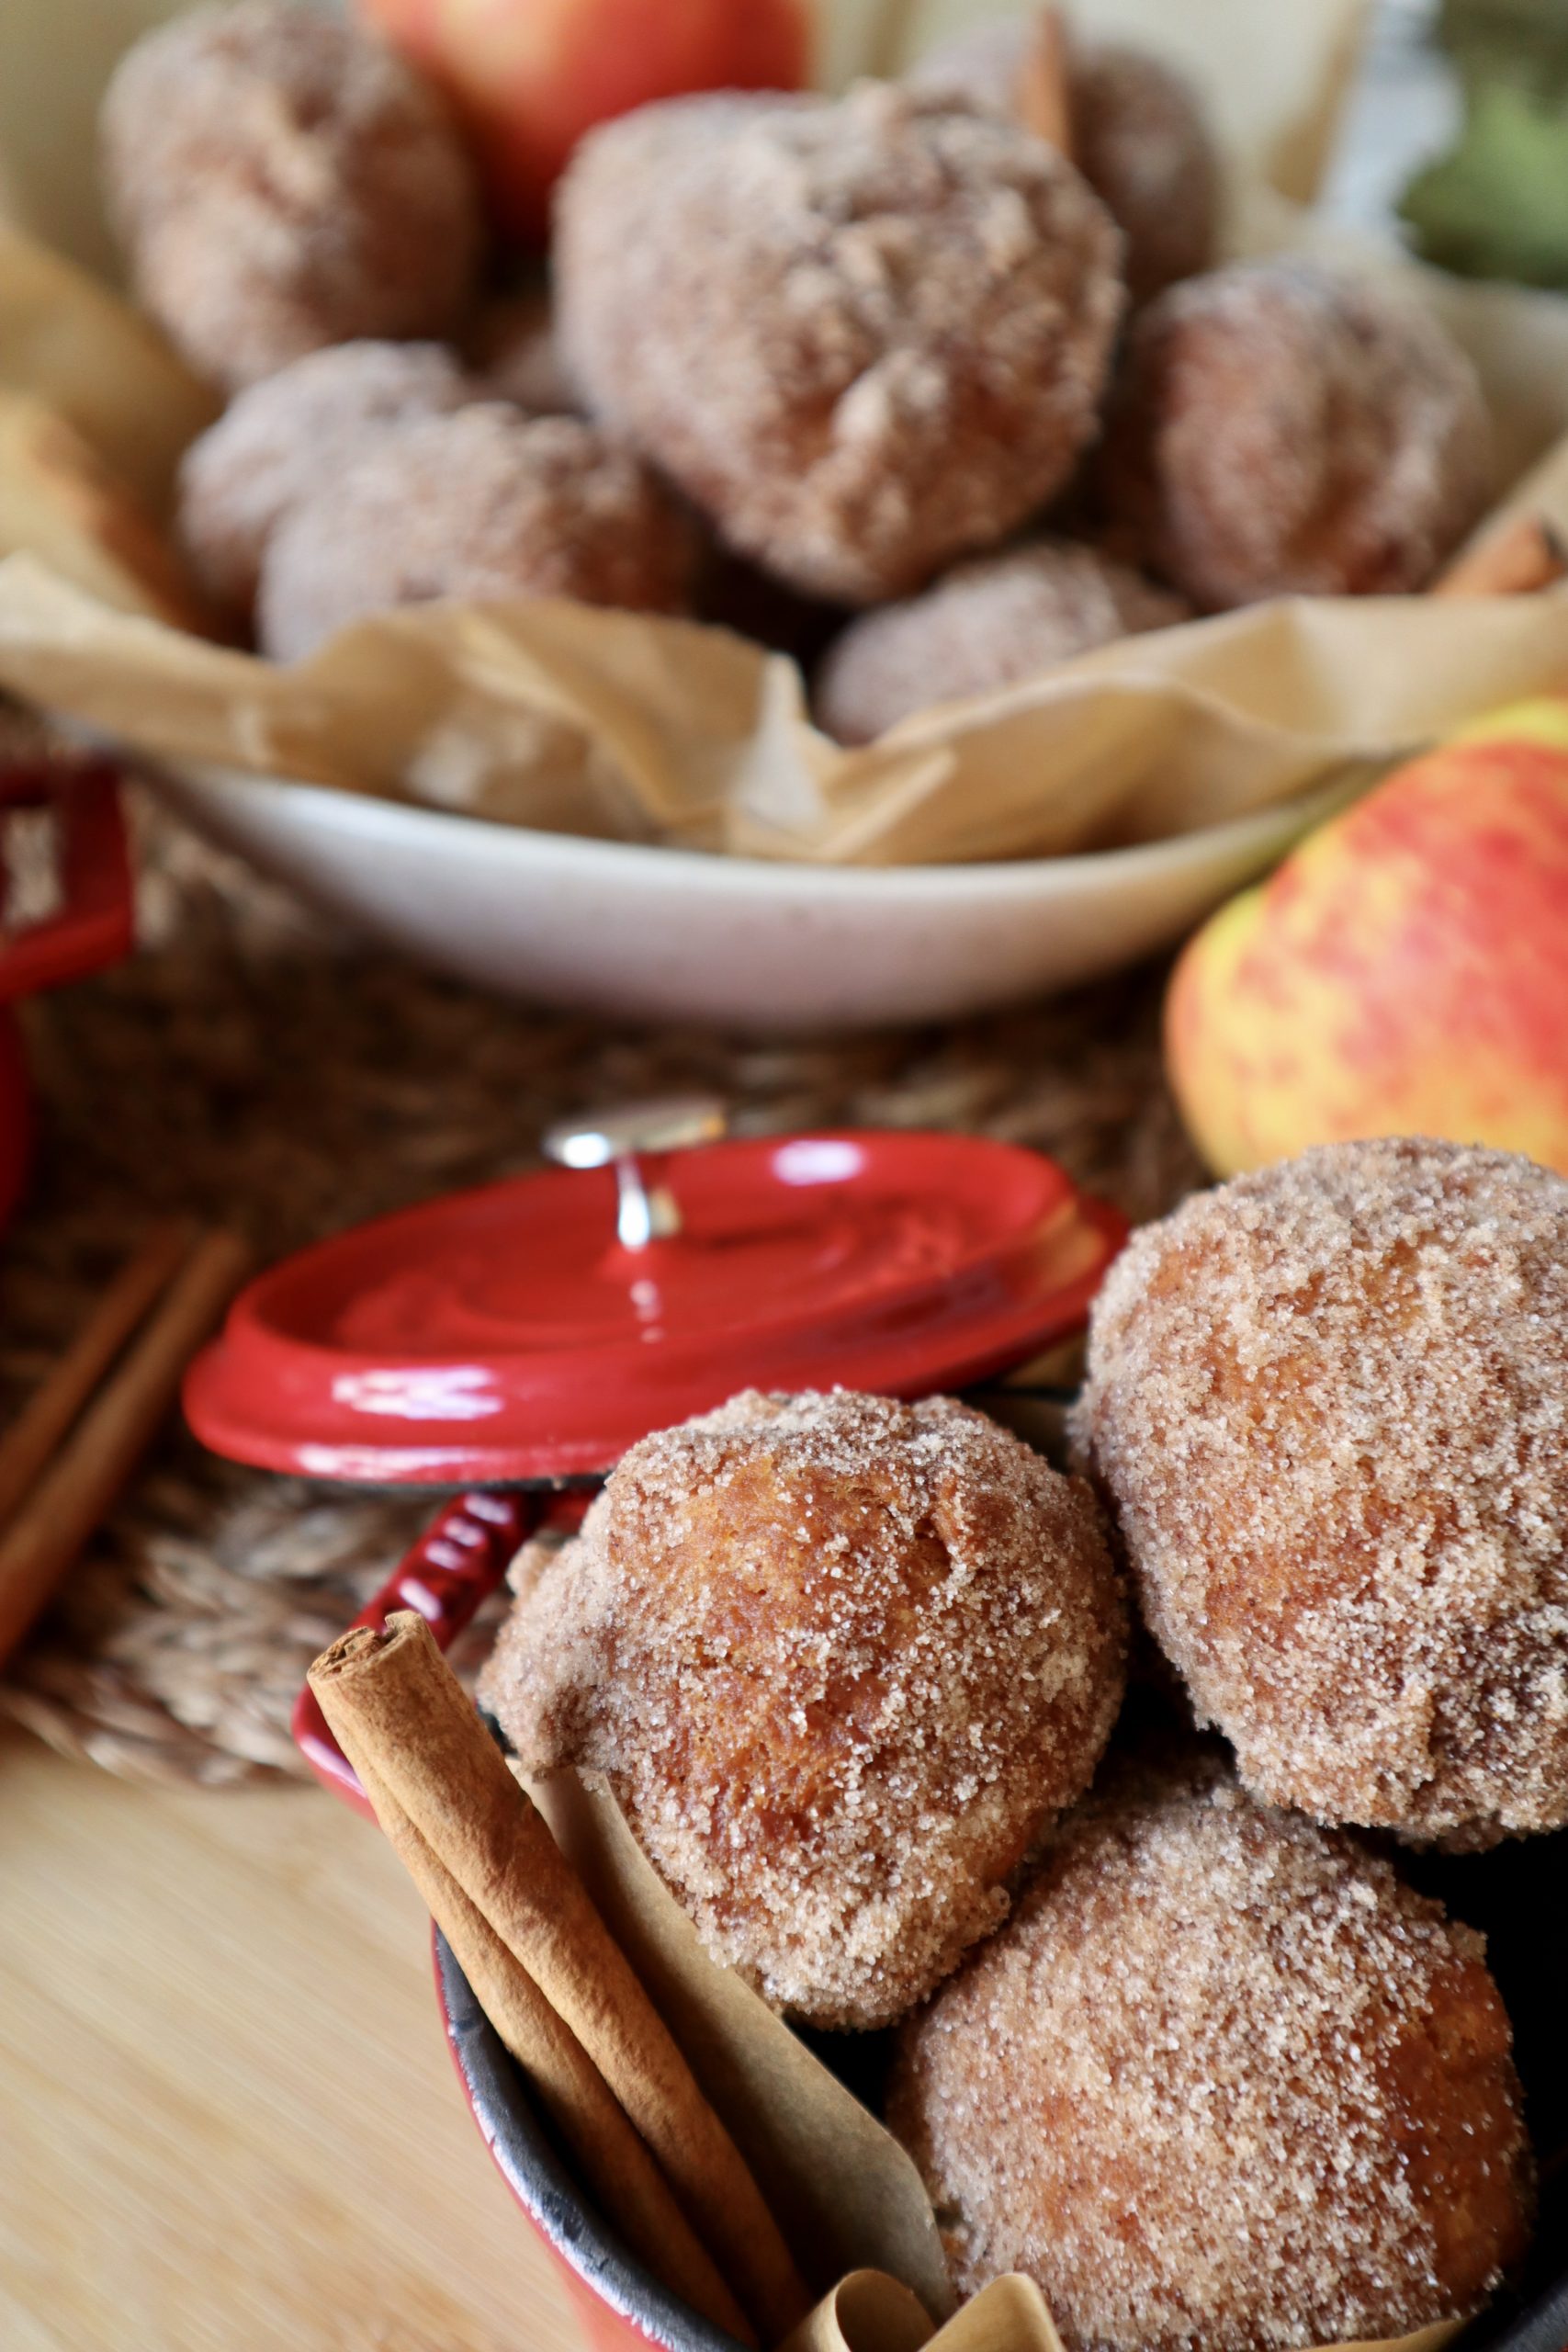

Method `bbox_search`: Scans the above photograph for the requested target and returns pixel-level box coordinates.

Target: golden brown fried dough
[816,537,1187,742]
[257,406,697,660]
[102,0,482,391]
[1099,261,1491,608]
[889,1761,1533,2351]
[480,1389,1126,2029]
[177,340,470,621]
[911,28,1220,301]
[1073,1138,1568,1845]
[556,85,1124,605]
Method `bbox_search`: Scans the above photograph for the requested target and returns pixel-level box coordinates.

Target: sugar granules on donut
[1072,1137,1568,1845]
[480,1388,1126,2029]
[1100,261,1492,606]
[177,340,471,619]
[889,1762,1533,2351]
[817,537,1188,742]
[256,406,698,660]
[556,84,1125,604]
[102,0,483,390]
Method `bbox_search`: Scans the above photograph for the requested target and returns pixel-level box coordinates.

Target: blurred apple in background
[355,0,811,241]
[1166,697,1568,1178]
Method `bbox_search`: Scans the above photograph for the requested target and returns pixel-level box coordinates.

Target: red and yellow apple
[1166,697,1568,1177]
[357,0,811,241]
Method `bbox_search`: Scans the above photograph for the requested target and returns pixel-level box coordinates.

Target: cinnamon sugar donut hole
[816,537,1187,743]
[102,0,483,392]
[1073,1139,1568,1847]
[555,85,1125,605]
[911,28,1220,302]
[256,406,697,661]
[888,1762,1533,2350]
[479,1389,1127,2029]
[176,341,470,622]
[1100,261,1491,608]
[1071,47,1222,304]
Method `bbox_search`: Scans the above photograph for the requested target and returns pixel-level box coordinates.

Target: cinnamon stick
[335,1719,754,2346]
[309,1614,810,2345]
[0,1227,250,1667]
[1016,6,1075,161]
[1432,512,1568,598]
[0,1218,193,1533]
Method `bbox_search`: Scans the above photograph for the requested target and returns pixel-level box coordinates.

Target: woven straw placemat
[0,777,1202,1787]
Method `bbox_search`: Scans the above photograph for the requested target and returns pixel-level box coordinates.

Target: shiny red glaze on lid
[188,1131,1125,1486]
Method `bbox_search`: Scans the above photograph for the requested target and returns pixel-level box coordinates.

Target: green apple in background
[1403,0,1568,288]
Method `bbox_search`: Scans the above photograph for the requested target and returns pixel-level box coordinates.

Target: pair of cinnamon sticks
[0,1218,249,1668]
[309,1612,811,2349]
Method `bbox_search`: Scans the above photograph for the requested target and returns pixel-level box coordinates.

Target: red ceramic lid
[185,1131,1125,1486]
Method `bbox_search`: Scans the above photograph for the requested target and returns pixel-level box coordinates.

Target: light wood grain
[0,1726,581,2352]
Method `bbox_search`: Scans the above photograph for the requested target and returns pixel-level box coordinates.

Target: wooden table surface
[0,1724,582,2352]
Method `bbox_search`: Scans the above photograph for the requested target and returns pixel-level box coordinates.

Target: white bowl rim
[173,759,1337,904]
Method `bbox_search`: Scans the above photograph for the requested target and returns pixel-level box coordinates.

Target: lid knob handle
[540,1093,727,1251]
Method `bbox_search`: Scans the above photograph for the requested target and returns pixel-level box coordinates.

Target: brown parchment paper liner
[0,220,216,515]
[6,552,1568,869]
[784,2272,1059,2352]
[784,2274,1462,2352]
[522,1764,954,2320]
[521,1762,1477,2352]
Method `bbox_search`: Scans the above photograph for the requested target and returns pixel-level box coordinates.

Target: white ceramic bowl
[149,760,1345,1035]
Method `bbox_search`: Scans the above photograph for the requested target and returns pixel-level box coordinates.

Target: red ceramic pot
[0,753,134,1230]
[304,1497,1568,2352]
[192,1128,1562,2352]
